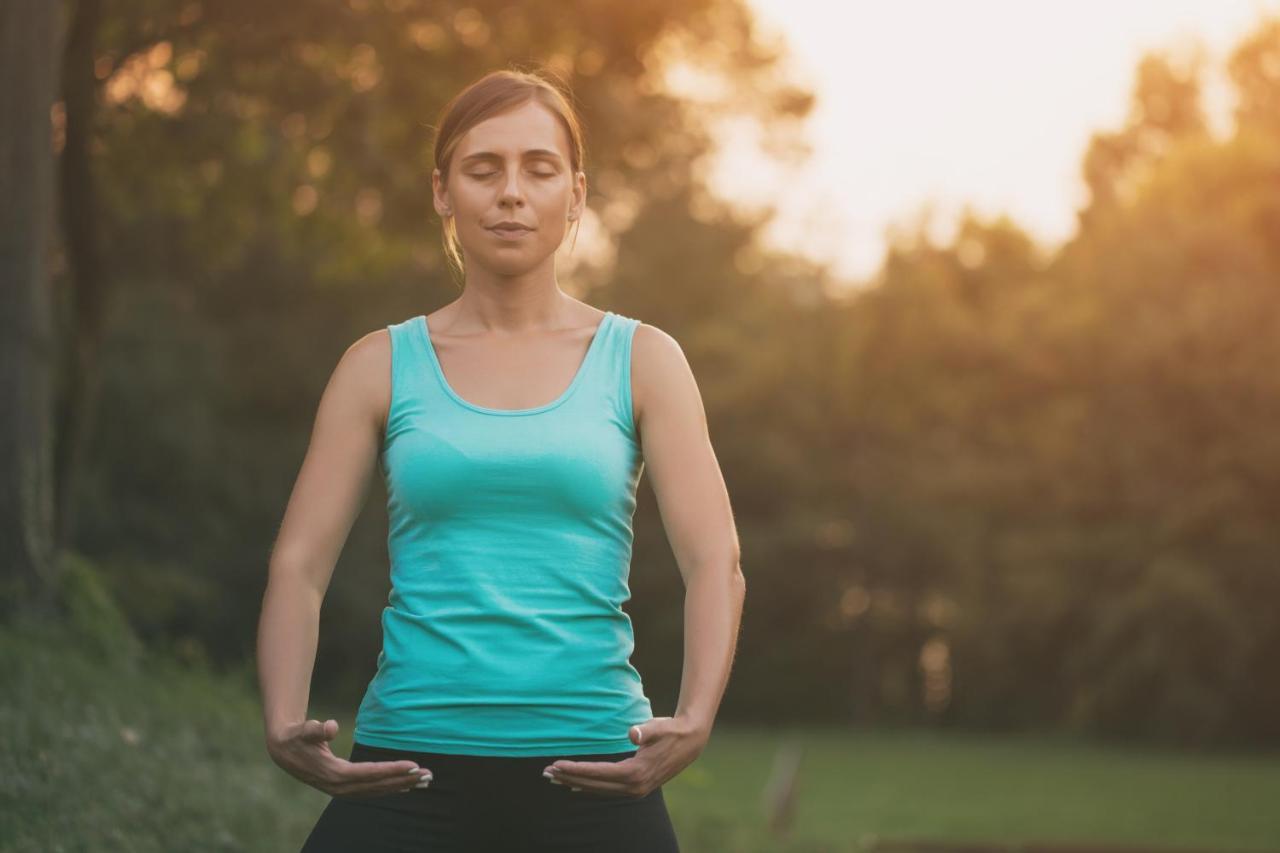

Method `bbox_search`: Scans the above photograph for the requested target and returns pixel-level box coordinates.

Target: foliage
[54,3,1280,747]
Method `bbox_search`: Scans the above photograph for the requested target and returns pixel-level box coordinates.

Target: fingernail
[416,778,432,788]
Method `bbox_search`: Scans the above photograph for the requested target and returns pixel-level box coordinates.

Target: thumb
[628,722,649,746]
[302,718,338,743]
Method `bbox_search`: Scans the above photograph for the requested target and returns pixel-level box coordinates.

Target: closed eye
[467,170,557,179]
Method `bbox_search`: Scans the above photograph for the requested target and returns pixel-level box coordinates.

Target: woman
[257,67,745,852]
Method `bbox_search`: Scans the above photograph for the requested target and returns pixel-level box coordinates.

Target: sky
[700,0,1280,285]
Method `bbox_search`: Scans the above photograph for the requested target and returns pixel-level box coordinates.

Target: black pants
[300,741,681,852]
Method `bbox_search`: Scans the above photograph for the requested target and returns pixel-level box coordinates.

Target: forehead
[455,100,571,161]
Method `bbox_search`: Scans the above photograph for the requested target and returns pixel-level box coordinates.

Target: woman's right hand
[267,718,433,798]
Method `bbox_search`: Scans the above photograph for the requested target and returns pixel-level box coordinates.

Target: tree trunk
[0,0,64,619]
[55,0,105,554]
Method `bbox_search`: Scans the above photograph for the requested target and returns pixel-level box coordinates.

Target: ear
[568,169,587,223]
[432,168,452,218]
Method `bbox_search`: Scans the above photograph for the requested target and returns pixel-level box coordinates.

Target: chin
[481,254,550,277]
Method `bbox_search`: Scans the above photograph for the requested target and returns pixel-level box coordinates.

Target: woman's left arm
[545,323,746,797]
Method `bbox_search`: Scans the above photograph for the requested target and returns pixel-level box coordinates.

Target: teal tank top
[353,309,654,756]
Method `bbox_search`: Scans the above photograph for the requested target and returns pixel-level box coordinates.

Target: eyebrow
[459,149,563,165]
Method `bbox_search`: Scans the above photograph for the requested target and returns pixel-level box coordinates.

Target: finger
[338,772,431,798]
[331,762,431,797]
[548,766,639,794]
[551,774,636,797]
[336,758,428,784]
[548,758,636,782]
[299,719,334,743]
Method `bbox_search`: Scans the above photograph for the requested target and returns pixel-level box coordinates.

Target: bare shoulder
[631,322,705,430]
[327,327,392,433]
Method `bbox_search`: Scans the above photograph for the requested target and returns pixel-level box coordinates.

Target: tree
[1,0,65,618]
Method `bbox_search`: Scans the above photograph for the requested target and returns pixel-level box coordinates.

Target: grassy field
[671,727,1280,852]
[3,611,1279,853]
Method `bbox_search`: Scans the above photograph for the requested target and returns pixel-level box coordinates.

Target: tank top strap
[384,310,640,431]
[382,316,446,448]
[578,310,642,438]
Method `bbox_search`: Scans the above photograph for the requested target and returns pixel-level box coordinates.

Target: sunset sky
[703,0,1280,285]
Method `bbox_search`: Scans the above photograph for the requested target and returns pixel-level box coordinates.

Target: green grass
[3,612,1279,852]
[0,618,328,852]
[669,727,1280,851]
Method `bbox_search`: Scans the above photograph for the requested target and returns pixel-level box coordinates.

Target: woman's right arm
[256,329,431,796]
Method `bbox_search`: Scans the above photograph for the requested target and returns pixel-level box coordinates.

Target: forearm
[673,561,745,738]
[257,570,324,744]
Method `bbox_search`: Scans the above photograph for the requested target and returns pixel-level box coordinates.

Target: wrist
[674,711,713,741]
[265,718,301,747]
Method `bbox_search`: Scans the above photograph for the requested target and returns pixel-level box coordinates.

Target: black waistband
[350,740,638,766]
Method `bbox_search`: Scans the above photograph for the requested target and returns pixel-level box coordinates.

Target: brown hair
[431,66,587,281]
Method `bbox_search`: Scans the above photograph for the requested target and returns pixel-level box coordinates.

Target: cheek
[533,177,573,205]
[540,190,577,224]
[451,184,489,213]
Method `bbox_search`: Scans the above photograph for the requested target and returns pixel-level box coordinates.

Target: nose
[499,170,525,208]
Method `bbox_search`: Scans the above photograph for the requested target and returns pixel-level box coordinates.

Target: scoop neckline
[415,311,613,416]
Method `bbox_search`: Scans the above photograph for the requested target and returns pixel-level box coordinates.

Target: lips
[487,224,533,240]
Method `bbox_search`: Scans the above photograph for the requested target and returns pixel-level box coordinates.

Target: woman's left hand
[542,715,708,797]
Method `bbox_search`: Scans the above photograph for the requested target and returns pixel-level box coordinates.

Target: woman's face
[433,100,585,277]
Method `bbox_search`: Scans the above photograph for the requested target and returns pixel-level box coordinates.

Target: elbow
[679,555,745,592]
[265,557,328,611]
[728,551,745,594]
[677,541,744,591]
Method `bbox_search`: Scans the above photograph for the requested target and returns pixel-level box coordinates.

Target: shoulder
[631,321,684,366]
[326,326,392,431]
[630,321,703,428]
[344,325,392,373]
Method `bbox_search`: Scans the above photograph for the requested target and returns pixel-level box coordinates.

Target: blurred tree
[27,0,1280,747]
[59,0,813,691]
[1,0,63,618]
[1079,48,1210,232]
[1229,16,1280,138]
